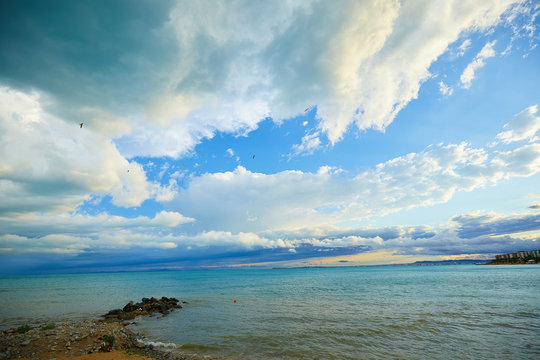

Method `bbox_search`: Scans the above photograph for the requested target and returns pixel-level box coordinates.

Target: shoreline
[0,319,210,360]
[0,298,222,360]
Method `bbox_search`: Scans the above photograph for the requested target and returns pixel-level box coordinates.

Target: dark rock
[105,309,122,316]
[102,296,183,322]
[117,312,136,320]
[122,300,138,313]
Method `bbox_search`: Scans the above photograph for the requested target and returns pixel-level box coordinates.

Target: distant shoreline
[485,258,539,265]
[273,259,491,269]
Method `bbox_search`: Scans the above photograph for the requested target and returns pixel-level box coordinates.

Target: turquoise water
[1,265,539,359]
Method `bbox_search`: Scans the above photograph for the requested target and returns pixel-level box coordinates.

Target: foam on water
[138,340,178,349]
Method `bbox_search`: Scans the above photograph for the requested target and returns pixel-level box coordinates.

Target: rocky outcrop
[0,296,198,360]
[103,297,185,321]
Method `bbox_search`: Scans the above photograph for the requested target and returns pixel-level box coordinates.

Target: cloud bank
[0,1,538,274]
[170,138,540,234]
[0,87,176,215]
[3,105,537,273]
[1,0,524,158]
[1,210,538,273]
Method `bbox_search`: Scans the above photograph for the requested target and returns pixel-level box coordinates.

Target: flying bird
[80,123,83,128]
[252,155,255,159]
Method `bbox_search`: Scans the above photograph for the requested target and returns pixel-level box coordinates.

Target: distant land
[487,250,539,265]
[412,259,489,265]
[274,254,540,269]
[273,259,490,269]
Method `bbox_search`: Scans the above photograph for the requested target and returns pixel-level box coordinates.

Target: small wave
[492,322,529,330]
[138,340,178,349]
[516,311,540,318]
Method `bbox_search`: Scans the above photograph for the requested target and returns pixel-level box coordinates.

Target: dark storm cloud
[0,0,175,114]
[451,213,540,238]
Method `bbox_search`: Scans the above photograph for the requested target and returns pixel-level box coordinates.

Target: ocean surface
[1,265,539,359]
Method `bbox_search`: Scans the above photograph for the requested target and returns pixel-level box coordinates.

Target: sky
[0,0,539,275]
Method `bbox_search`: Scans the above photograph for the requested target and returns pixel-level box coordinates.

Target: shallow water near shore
[1,265,539,359]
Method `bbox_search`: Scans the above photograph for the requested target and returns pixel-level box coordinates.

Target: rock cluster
[104,297,185,321]
[0,296,207,360]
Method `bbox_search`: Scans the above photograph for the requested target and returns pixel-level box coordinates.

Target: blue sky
[0,0,539,274]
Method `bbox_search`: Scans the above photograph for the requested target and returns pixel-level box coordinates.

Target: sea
[1,265,539,359]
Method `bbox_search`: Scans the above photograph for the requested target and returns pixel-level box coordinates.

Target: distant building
[494,250,540,260]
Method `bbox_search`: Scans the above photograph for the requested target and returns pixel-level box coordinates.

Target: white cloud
[0,232,181,255]
[492,143,540,177]
[500,0,539,55]
[2,209,536,258]
[168,108,540,234]
[226,148,234,157]
[438,81,454,96]
[0,210,193,237]
[1,1,526,160]
[0,210,194,255]
[0,234,92,255]
[77,107,132,138]
[496,105,540,143]
[289,131,322,157]
[0,86,177,214]
[113,0,519,157]
[4,101,535,257]
[457,39,472,56]
[460,40,497,88]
